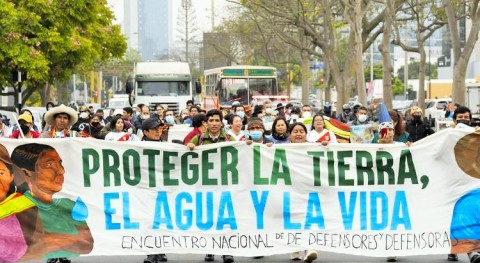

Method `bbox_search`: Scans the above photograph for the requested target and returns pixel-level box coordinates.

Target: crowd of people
[0,99,478,263]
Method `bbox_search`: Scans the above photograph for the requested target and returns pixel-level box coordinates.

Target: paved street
[24,252,471,263]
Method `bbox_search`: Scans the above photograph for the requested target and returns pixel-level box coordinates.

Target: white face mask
[358,114,367,123]
[79,112,89,119]
[302,112,312,118]
[291,114,299,120]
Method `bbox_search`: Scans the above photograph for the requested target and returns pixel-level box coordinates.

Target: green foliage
[364,64,384,82]
[397,61,438,81]
[0,0,127,105]
[25,89,42,106]
[392,77,405,95]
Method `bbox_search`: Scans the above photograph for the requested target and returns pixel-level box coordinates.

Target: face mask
[302,112,312,118]
[456,119,470,126]
[236,111,245,119]
[165,116,175,124]
[265,108,273,114]
[20,125,30,135]
[291,114,299,120]
[358,114,367,123]
[413,115,422,122]
[141,115,149,120]
[79,112,89,119]
[262,116,273,123]
[91,122,100,127]
[249,130,263,141]
[182,114,189,119]
[275,132,288,140]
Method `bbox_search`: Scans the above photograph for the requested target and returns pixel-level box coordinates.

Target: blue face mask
[165,116,175,124]
[249,130,263,141]
[236,111,245,119]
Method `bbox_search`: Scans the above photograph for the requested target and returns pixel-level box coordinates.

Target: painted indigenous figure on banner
[0,143,44,262]
[11,143,94,260]
[450,131,480,254]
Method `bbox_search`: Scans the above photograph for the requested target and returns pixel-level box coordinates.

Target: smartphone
[380,127,388,138]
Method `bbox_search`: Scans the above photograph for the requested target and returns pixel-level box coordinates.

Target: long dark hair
[271,117,288,135]
[310,114,325,131]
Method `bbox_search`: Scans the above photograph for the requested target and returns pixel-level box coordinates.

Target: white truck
[466,85,480,115]
[126,61,198,113]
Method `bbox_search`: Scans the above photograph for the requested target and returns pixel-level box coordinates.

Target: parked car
[424,98,451,123]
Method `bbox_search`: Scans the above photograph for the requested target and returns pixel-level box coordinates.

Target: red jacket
[9,130,40,139]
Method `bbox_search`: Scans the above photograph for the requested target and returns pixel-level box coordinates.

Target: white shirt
[307,129,338,143]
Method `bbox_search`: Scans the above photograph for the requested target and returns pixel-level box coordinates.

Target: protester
[307,114,337,144]
[186,109,234,263]
[227,115,245,141]
[40,104,79,138]
[406,107,434,142]
[9,114,40,139]
[245,117,273,146]
[42,101,55,130]
[140,118,168,263]
[288,122,318,263]
[88,114,104,139]
[0,116,11,138]
[71,106,92,134]
[389,110,411,144]
[265,118,289,144]
[182,114,206,145]
[104,116,138,141]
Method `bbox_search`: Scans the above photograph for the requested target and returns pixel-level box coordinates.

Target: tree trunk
[379,0,394,110]
[301,51,310,105]
[418,45,427,110]
[354,0,367,106]
[444,0,480,105]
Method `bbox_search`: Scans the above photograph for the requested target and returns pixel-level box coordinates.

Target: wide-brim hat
[244,105,253,113]
[44,104,78,126]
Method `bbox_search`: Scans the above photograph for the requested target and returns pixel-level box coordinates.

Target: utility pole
[211,0,215,30]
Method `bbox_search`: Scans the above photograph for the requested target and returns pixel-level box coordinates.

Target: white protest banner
[0,128,479,261]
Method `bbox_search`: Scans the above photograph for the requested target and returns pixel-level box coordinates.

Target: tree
[0,0,127,108]
[392,0,446,110]
[177,0,200,64]
[443,0,480,105]
[238,0,405,110]
[397,61,438,80]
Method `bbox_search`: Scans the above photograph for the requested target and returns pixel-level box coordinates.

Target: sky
[171,0,234,35]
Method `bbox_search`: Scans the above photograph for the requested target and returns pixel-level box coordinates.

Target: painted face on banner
[455,132,480,179]
[0,161,13,200]
[33,150,65,194]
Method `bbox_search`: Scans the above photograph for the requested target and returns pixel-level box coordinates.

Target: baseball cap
[18,114,32,123]
[141,117,164,130]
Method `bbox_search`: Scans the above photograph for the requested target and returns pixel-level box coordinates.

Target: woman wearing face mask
[88,114,104,139]
[288,122,319,263]
[9,114,40,139]
[406,107,434,142]
[265,118,289,144]
[245,118,273,146]
[233,105,248,126]
[307,114,337,144]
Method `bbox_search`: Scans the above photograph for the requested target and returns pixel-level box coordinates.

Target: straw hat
[44,104,78,126]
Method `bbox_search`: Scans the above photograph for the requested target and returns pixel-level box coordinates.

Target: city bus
[201,65,287,110]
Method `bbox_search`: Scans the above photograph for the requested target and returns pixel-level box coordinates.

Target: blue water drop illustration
[72,197,89,221]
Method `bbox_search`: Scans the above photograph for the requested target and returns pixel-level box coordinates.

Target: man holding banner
[187,109,235,263]
[141,118,168,263]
